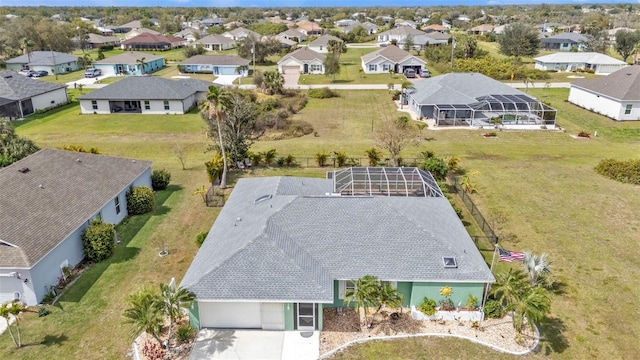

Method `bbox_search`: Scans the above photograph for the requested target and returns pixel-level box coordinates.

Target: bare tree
[172,143,188,170]
[374,118,416,167]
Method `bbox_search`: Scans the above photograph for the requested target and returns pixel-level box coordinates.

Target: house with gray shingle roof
[222,27,260,41]
[277,28,306,42]
[5,51,80,75]
[0,148,152,305]
[0,70,68,119]
[180,168,494,330]
[122,33,186,51]
[361,45,426,75]
[93,51,165,76]
[569,65,640,121]
[307,34,343,53]
[277,48,325,74]
[194,34,236,51]
[86,33,120,49]
[376,26,425,45]
[534,52,627,75]
[541,32,589,51]
[77,76,209,114]
[179,55,249,75]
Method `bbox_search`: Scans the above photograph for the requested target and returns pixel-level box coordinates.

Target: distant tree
[456,33,479,59]
[247,22,288,35]
[0,120,39,168]
[374,117,415,167]
[615,30,640,62]
[403,35,414,52]
[136,57,146,74]
[21,38,35,63]
[497,23,540,57]
[183,44,206,58]
[586,31,609,54]
[236,36,281,64]
[96,48,105,60]
[261,70,284,95]
[200,86,229,188]
[323,39,346,81]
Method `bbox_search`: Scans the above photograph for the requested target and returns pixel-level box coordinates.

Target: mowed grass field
[1,88,639,359]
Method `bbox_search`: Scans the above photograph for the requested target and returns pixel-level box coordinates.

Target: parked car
[404,68,416,78]
[84,68,102,78]
[32,70,49,78]
[19,69,35,77]
[420,69,431,78]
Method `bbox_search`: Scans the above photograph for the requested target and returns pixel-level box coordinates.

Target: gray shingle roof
[77,76,209,101]
[123,33,183,45]
[361,45,424,64]
[95,51,164,65]
[542,32,589,43]
[278,48,325,63]
[308,34,343,47]
[279,29,305,38]
[0,70,66,101]
[408,72,526,105]
[0,149,151,268]
[87,33,120,44]
[571,65,640,100]
[6,51,77,66]
[180,173,493,302]
[194,34,236,45]
[377,26,425,37]
[535,52,627,65]
[179,55,249,66]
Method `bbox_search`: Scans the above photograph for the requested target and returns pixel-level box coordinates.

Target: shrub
[419,297,437,316]
[247,152,262,167]
[315,151,330,167]
[195,231,209,247]
[335,151,348,167]
[465,293,478,310]
[151,169,171,191]
[420,157,449,181]
[365,148,382,166]
[276,157,286,167]
[284,154,297,167]
[261,149,277,166]
[126,186,155,215]
[38,307,51,317]
[176,324,195,343]
[391,90,401,100]
[82,219,115,262]
[577,131,590,138]
[595,158,640,185]
[308,87,339,98]
[483,299,503,318]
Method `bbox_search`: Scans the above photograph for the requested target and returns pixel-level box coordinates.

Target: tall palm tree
[0,302,24,348]
[136,57,146,75]
[21,38,35,63]
[491,268,528,306]
[344,275,381,326]
[200,85,228,188]
[523,252,551,286]
[507,285,551,333]
[160,284,195,348]
[123,289,164,345]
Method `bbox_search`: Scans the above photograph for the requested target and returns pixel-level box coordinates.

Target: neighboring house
[277,48,325,74]
[568,65,640,121]
[467,24,494,35]
[5,51,79,75]
[125,27,161,40]
[112,19,143,33]
[94,26,114,36]
[344,21,378,35]
[222,27,260,41]
[270,36,297,50]
[376,26,425,45]
[541,32,589,51]
[77,76,209,115]
[422,24,448,33]
[335,19,358,27]
[0,70,68,119]
[406,72,557,128]
[457,14,471,22]
[0,149,152,306]
[296,20,323,36]
[122,33,186,51]
[201,18,226,28]
[223,21,245,30]
[361,45,426,74]
[534,52,628,75]
[180,168,494,331]
[608,27,635,41]
[93,51,165,76]
[493,24,509,35]
[278,28,306,42]
[395,19,418,28]
[537,22,569,33]
[308,34,343,53]
[179,55,249,75]
[86,33,120,49]
[194,35,236,51]
[398,33,450,49]
[174,27,205,43]
[423,32,451,45]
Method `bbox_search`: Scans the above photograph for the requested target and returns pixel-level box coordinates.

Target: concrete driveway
[213,75,241,86]
[283,71,300,89]
[189,329,319,360]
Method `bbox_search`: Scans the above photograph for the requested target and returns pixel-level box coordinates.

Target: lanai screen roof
[332,167,444,197]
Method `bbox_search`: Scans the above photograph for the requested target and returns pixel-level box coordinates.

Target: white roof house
[534,52,628,75]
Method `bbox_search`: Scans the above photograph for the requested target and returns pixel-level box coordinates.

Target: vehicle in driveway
[32,70,49,78]
[84,68,102,78]
[404,68,416,78]
[420,69,431,78]
[19,69,35,77]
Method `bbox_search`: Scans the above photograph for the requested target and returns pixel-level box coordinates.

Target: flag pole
[480,243,498,323]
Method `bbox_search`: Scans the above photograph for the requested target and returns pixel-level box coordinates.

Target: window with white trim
[144,101,150,110]
[164,100,170,110]
[625,104,632,115]
[91,101,98,110]
[310,64,322,72]
[114,196,121,214]
[382,64,391,72]
[368,64,377,72]
[338,280,356,299]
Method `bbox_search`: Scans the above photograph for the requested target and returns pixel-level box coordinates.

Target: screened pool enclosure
[330,167,444,197]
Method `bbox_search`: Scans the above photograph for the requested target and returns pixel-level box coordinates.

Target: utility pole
[251,40,256,76]
[450,36,456,69]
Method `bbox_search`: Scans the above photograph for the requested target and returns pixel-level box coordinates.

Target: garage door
[282,66,300,74]
[261,303,285,330]
[199,302,262,328]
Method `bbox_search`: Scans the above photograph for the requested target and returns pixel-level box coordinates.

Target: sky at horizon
[0,1,627,8]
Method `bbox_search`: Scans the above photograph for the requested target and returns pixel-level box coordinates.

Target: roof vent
[76,158,81,162]
[254,194,272,204]
[18,167,30,173]
[443,256,457,268]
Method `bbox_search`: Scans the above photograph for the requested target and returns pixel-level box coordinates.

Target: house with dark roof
[376,26,425,45]
[568,65,640,121]
[112,19,143,33]
[121,33,186,51]
[406,73,557,128]
[86,33,120,49]
[534,52,627,75]
[179,55,249,75]
[277,48,325,74]
[180,168,494,330]
[307,34,343,53]
[77,76,209,114]
[541,32,589,51]
[193,35,236,51]
[0,70,68,119]
[5,51,79,75]
[93,51,165,76]
[0,149,152,305]
[361,45,426,75]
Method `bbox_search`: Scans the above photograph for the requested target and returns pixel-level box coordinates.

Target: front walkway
[189,329,319,360]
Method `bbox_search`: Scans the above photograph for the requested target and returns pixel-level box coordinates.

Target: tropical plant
[195,231,208,247]
[21,38,35,63]
[365,147,382,166]
[261,149,277,166]
[344,275,381,327]
[507,285,551,333]
[377,282,404,311]
[420,157,448,181]
[418,297,437,316]
[465,293,478,310]
[126,186,155,215]
[335,151,348,167]
[151,169,171,191]
[446,156,461,173]
[262,70,284,95]
[483,299,503,318]
[200,86,229,188]
[315,151,330,167]
[523,252,551,286]
[205,152,224,185]
[160,284,195,348]
[81,219,115,262]
[176,324,195,343]
[491,268,529,306]
[123,288,164,345]
[460,171,479,194]
[0,301,25,348]
[192,185,207,203]
[136,57,146,74]
[324,39,347,81]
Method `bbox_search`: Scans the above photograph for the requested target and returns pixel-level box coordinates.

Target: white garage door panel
[283,66,300,74]
[200,302,262,328]
[262,303,285,330]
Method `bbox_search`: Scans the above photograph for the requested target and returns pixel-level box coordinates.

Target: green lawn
[1,87,640,359]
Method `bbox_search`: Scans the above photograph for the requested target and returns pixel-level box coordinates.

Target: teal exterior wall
[409,282,485,308]
[397,281,413,307]
[284,303,295,330]
[317,304,323,331]
[324,280,354,308]
[189,301,200,329]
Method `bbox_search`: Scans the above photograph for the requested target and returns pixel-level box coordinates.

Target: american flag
[498,248,525,262]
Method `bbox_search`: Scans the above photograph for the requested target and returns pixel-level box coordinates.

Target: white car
[84,68,102,78]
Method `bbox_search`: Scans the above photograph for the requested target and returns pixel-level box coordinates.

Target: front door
[303,64,309,74]
[296,303,315,331]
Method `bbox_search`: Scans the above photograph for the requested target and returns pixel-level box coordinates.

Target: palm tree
[123,288,164,345]
[344,275,381,327]
[491,268,528,306]
[262,70,284,95]
[507,285,551,333]
[205,152,224,185]
[136,57,146,75]
[21,38,35,63]
[160,284,195,348]
[377,282,404,312]
[523,252,551,286]
[0,301,25,348]
[200,86,228,188]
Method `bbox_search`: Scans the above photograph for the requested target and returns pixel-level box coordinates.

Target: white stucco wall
[80,99,189,114]
[278,58,324,74]
[0,270,33,305]
[308,45,328,53]
[362,57,395,74]
[30,88,68,111]
[567,86,640,121]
